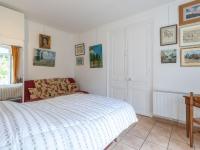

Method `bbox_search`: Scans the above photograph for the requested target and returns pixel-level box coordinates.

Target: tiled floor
[108,115,200,150]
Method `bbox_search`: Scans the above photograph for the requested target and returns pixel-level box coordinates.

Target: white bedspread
[0,94,137,150]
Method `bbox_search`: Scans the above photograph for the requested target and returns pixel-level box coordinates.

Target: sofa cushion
[68,83,79,93]
[28,88,40,100]
[56,78,69,95]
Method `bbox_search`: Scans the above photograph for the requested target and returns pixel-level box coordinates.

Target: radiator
[153,90,200,122]
[0,83,22,101]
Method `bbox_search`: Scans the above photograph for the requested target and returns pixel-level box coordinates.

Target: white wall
[24,20,76,80]
[0,6,24,47]
[75,29,108,95]
[76,0,200,96]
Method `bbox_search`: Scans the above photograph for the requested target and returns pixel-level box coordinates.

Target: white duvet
[0,94,137,150]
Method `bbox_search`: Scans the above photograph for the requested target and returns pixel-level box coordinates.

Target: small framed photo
[75,43,85,56]
[160,25,177,46]
[39,34,51,49]
[180,23,200,47]
[179,1,200,26]
[76,57,84,66]
[181,47,200,67]
[161,49,177,64]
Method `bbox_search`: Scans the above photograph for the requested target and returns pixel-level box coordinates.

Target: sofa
[24,78,88,102]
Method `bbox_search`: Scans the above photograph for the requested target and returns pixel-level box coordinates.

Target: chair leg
[186,105,189,137]
[189,105,193,147]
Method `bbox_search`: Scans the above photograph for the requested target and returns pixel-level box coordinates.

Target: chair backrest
[190,92,200,108]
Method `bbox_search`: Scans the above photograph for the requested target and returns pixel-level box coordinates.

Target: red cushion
[67,78,75,83]
[24,80,35,102]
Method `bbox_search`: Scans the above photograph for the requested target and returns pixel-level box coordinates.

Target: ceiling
[0,0,174,33]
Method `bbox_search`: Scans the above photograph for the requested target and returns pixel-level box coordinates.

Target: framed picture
[179,1,200,26]
[180,24,200,47]
[75,43,85,56]
[33,49,56,67]
[160,25,177,46]
[161,49,177,63]
[181,47,200,67]
[39,34,51,49]
[76,57,84,65]
[89,44,103,68]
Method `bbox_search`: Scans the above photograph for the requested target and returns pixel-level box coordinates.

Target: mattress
[0,94,137,150]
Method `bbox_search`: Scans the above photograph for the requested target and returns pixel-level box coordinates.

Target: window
[0,46,12,84]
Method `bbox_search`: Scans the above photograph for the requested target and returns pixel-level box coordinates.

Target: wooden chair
[185,92,200,147]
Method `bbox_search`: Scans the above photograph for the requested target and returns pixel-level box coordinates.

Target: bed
[0,83,22,101]
[0,93,137,150]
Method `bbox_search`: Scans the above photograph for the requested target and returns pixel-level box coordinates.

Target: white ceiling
[0,0,174,33]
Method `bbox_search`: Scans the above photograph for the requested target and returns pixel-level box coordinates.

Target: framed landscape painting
[33,49,56,67]
[89,44,103,68]
[180,24,200,47]
[75,43,85,56]
[161,49,177,63]
[181,47,200,67]
[179,1,200,26]
[160,25,177,46]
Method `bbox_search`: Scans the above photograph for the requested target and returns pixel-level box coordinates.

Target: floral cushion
[28,88,40,100]
[68,83,79,93]
[46,79,59,97]
[56,78,69,95]
[34,80,49,99]
[33,78,69,99]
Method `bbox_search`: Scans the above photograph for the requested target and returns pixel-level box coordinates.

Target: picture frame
[160,25,177,46]
[181,47,200,67]
[180,23,200,47]
[179,1,200,26]
[161,49,177,64]
[75,43,85,56]
[76,57,84,66]
[33,49,56,67]
[39,34,51,49]
[89,44,103,68]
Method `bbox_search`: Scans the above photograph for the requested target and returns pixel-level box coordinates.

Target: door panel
[126,21,153,116]
[108,28,127,100]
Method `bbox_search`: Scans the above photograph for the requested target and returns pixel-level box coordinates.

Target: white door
[108,28,127,100]
[126,20,153,116]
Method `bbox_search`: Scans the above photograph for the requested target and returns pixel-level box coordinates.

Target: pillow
[68,83,79,93]
[34,79,50,99]
[34,79,48,89]
[57,78,68,95]
[28,88,40,100]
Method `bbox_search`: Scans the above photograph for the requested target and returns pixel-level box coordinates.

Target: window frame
[0,45,12,84]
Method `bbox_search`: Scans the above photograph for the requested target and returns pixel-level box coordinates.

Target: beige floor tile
[135,120,154,131]
[106,142,117,150]
[146,132,170,148]
[120,134,144,150]
[171,126,189,144]
[140,141,167,150]
[141,117,155,124]
[168,139,194,150]
[128,125,150,139]
[137,115,143,121]
[119,128,129,138]
[151,126,171,138]
[194,133,200,148]
[154,122,173,131]
[112,142,136,150]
